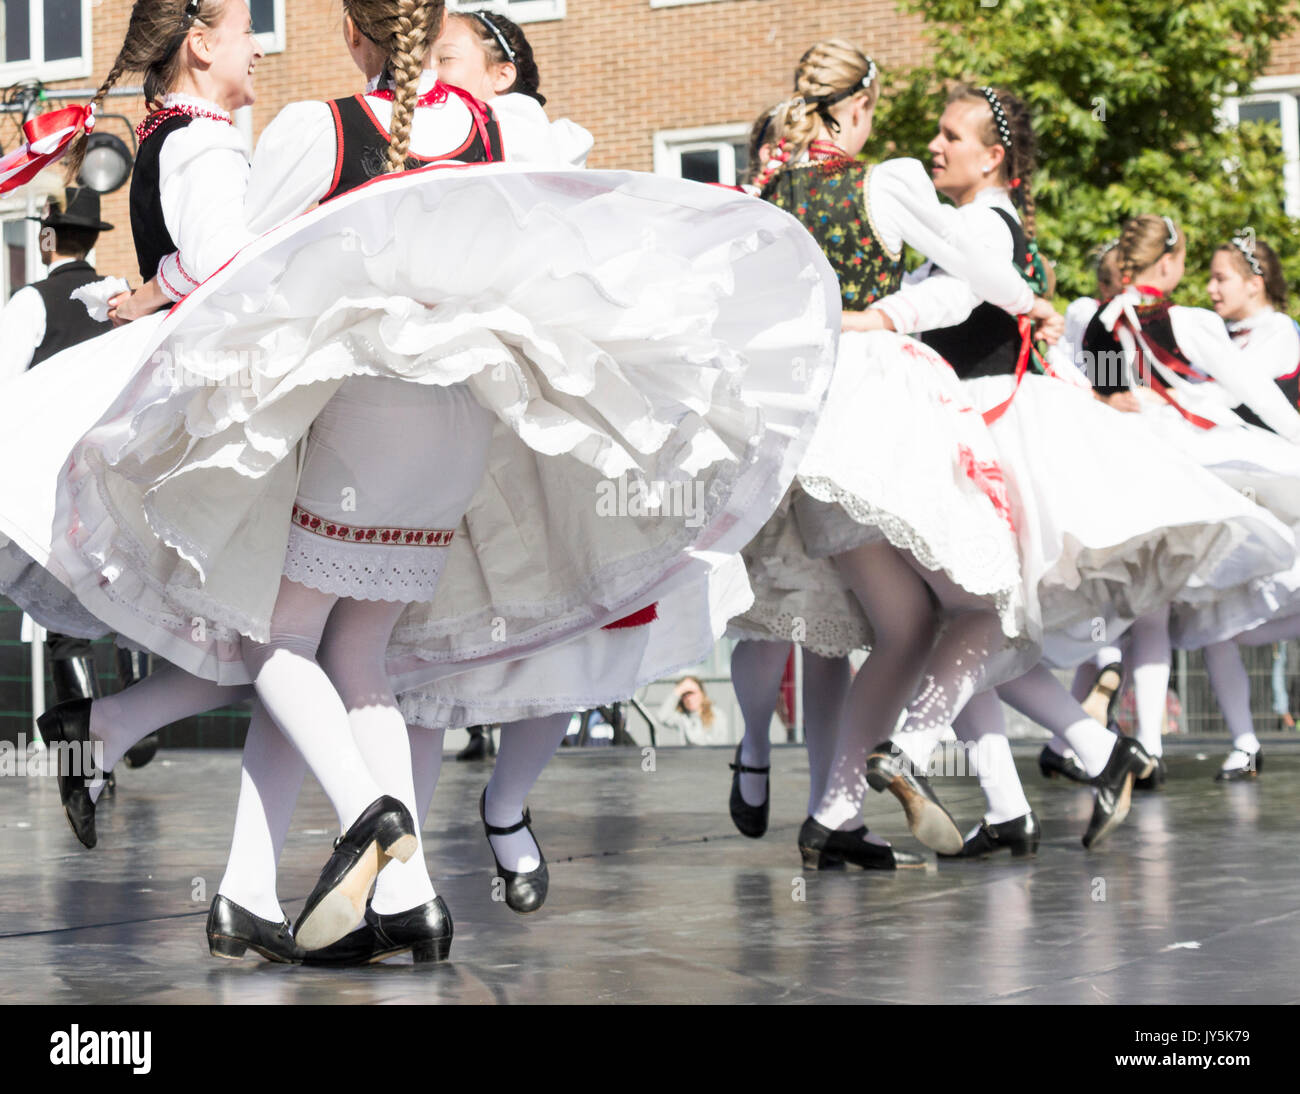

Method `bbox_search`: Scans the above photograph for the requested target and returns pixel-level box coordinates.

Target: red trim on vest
[327,99,347,199]
[354,93,479,164]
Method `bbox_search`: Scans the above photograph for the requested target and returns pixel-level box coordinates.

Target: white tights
[1128,607,1172,759]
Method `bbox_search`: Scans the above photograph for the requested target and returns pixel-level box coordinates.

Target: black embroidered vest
[129,113,195,282]
[321,91,503,203]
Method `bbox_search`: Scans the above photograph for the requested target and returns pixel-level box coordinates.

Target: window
[0,0,90,80]
[654,125,749,186]
[649,0,730,8]
[3,216,29,301]
[448,1,566,25]
[249,0,285,54]
[1225,76,1300,217]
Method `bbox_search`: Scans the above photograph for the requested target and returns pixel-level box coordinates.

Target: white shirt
[0,258,84,383]
[1057,296,1101,374]
[490,92,592,168]
[1226,307,1300,379]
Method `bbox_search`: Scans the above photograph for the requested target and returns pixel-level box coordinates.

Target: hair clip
[861,59,878,92]
[183,0,201,19]
[473,11,516,63]
[1162,215,1178,249]
[1231,231,1264,277]
[978,86,1013,151]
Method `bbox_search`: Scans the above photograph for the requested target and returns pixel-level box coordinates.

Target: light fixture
[77,131,132,193]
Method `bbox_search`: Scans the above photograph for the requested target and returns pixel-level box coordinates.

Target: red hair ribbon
[1009,177,1022,189]
[0,104,96,196]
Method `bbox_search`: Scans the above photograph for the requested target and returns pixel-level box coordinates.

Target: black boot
[457,726,495,761]
[1038,745,1090,784]
[36,697,100,849]
[939,812,1040,859]
[728,744,770,838]
[1082,737,1154,849]
[207,894,305,963]
[797,817,925,870]
[865,741,963,855]
[480,788,548,914]
[293,796,418,950]
[304,896,453,966]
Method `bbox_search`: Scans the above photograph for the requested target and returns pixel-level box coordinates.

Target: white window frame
[252,0,286,55]
[649,0,730,8]
[0,0,93,82]
[653,123,749,186]
[448,1,566,25]
[1225,74,1300,217]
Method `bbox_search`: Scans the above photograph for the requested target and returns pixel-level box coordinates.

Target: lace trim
[797,472,1026,641]
[726,608,871,659]
[282,524,448,603]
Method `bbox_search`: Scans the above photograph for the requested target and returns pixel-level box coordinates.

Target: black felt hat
[28,187,114,232]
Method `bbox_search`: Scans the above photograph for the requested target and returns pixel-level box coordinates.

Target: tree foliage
[867,0,1300,304]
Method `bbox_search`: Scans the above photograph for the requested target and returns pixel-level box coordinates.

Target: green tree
[868,0,1300,304]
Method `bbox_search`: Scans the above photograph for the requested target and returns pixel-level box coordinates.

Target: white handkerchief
[72,276,130,322]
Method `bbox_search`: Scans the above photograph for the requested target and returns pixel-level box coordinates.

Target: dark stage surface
[2,742,1297,1004]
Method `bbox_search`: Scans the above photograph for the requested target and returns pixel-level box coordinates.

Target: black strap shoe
[1038,745,1090,784]
[480,788,548,914]
[865,741,963,855]
[1215,749,1261,782]
[457,727,495,762]
[1082,662,1124,726]
[207,894,305,964]
[36,698,100,849]
[797,816,925,870]
[939,811,1040,859]
[293,795,418,951]
[728,744,770,838]
[1134,754,1167,790]
[304,896,453,966]
[1083,737,1154,848]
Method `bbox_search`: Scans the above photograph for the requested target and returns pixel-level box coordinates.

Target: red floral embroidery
[291,504,455,547]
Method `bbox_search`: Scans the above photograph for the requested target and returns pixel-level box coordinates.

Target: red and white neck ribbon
[0,103,96,195]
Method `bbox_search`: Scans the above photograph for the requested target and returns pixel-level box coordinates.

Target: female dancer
[727,40,1069,867]
[4,2,838,957]
[860,87,1288,851]
[1083,216,1300,786]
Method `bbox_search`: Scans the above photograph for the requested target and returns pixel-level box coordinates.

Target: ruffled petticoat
[1129,403,1300,650]
[960,375,1295,667]
[729,331,1027,659]
[0,163,839,692]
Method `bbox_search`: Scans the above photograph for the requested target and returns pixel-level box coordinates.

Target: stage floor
[2,741,1297,1004]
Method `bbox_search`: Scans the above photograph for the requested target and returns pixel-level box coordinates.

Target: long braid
[64,56,129,182]
[384,0,433,172]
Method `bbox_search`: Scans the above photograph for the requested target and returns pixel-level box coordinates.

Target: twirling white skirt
[0,163,840,694]
[728,331,1026,658]
[960,376,1296,667]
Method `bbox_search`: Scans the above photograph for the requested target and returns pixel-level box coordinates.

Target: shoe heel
[799,846,843,871]
[376,814,418,863]
[209,934,248,960]
[865,767,892,794]
[1009,838,1039,858]
[412,937,451,964]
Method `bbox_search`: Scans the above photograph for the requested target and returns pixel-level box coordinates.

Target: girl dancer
[3,3,839,958]
[1084,216,1300,786]
[861,88,1293,851]
[727,40,1067,866]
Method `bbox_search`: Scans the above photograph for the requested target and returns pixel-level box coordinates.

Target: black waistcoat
[129,113,195,282]
[29,260,113,368]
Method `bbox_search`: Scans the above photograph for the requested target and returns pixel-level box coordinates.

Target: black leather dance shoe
[1134,755,1167,790]
[36,698,100,849]
[457,727,495,762]
[1215,749,1262,782]
[1082,737,1155,849]
[728,744,770,839]
[123,733,160,769]
[865,741,963,855]
[1038,745,1090,784]
[797,816,925,870]
[480,788,548,914]
[293,796,418,951]
[939,812,1040,860]
[303,896,453,966]
[206,894,305,964]
[1082,662,1124,727]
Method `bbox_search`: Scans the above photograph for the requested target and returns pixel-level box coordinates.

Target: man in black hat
[0,187,114,379]
[0,187,158,769]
